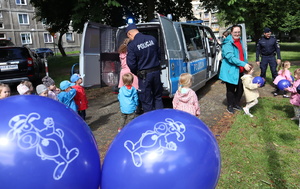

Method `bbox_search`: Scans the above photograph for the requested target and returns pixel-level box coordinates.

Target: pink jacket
[118,53,139,89]
[273,69,293,85]
[286,79,300,106]
[172,88,200,116]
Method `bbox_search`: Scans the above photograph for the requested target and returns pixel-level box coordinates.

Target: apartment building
[0,0,81,53]
[191,0,224,39]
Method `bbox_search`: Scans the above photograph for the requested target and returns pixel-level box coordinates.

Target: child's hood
[176,88,194,102]
[241,74,252,81]
[120,86,136,97]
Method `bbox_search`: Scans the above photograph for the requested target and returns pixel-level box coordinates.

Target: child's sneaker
[243,107,249,114]
[283,94,290,98]
[243,107,253,117]
[291,117,298,120]
[273,92,278,96]
[118,128,122,133]
[247,113,254,118]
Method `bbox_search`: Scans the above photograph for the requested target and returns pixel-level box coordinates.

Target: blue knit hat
[70,73,82,83]
[60,80,74,90]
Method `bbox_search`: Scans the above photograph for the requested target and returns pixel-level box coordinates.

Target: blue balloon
[252,76,265,87]
[278,79,291,90]
[297,84,300,94]
[0,95,101,189]
[101,109,221,189]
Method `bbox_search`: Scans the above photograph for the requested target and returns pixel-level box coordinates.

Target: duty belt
[262,53,275,56]
[137,66,161,79]
[140,66,160,73]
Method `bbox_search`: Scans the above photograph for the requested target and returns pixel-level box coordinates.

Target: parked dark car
[35,48,54,58]
[0,46,45,84]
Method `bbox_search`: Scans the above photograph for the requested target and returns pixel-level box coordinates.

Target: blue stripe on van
[189,58,207,75]
[169,58,207,95]
[170,59,185,95]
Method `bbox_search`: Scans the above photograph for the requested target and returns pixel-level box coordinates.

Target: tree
[200,0,300,42]
[71,0,195,31]
[30,0,78,56]
[30,0,195,55]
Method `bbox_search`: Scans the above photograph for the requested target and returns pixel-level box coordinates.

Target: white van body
[79,14,246,97]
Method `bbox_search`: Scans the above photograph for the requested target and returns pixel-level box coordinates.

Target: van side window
[182,25,204,61]
[203,28,215,44]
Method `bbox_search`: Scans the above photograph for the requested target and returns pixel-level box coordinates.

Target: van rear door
[80,22,118,87]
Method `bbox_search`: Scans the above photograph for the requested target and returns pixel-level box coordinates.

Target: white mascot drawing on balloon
[124,118,186,167]
[7,112,79,180]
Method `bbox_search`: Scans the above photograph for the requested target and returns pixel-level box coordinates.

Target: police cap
[125,24,137,34]
[264,27,271,33]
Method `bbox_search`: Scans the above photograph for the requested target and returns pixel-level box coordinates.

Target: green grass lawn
[217,42,300,188]
[248,42,300,62]
[47,55,79,85]
[218,97,300,188]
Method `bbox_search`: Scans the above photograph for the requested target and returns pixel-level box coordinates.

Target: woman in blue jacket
[219,25,251,114]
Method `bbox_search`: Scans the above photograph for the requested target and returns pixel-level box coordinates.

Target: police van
[79,14,246,97]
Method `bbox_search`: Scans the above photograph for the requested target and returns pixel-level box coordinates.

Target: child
[36,84,48,97]
[17,83,31,95]
[172,73,200,116]
[0,83,11,99]
[42,76,60,100]
[21,80,34,94]
[241,64,260,117]
[273,61,293,98]
[70,73,88,120]
[118,73,139,132]
[118,38,138,89]
[284,68,300,123]
[57,80,77,112]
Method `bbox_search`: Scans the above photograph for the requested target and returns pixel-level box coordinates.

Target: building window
[0,33,5,39]
[66,33,74,42]
[204,13,209,18]
[16,0,27,5]
[41,18,47,25]
[20,33,32,44]
[0,22,3,29]
[203,22,209,27]
[44,33,53,43]
[18,14,29,24]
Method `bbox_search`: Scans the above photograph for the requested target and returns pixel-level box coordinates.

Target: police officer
[256,27,281,82]
[126,23,164,112]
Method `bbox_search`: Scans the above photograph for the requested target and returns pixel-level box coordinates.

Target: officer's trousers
[260,55,278,80]
[138,70,164,112]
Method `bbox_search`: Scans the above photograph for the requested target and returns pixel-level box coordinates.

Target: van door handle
[171,63,175,70]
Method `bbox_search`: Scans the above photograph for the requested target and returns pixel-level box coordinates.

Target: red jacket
[72,85,88,111]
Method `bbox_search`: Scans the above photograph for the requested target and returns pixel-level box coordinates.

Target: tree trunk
[58,32,67,57]
[253,22,263,44]
[146,0,155,22]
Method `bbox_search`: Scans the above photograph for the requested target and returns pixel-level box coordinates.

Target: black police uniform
[127,32,164,112]
[256,36,281,80]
